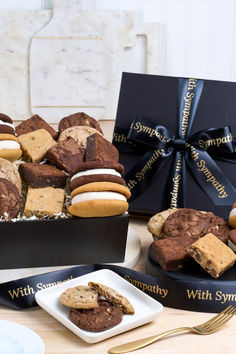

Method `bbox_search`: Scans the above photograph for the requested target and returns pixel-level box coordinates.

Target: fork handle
[108,327,191,353]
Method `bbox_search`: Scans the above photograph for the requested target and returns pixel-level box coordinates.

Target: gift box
[0,214,129,269]
[113,73,236,219]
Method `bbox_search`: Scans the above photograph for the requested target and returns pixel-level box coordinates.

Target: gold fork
[108,305,236,354]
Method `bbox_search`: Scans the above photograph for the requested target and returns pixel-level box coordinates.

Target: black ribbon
[113,78,236,207]
[0,264,235,313]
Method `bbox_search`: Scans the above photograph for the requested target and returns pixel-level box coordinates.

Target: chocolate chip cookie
[60,285,99,309]
[69,300,123,332]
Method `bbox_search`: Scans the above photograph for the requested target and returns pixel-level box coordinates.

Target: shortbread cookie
[0,178,20,220]
[58,126,103,149]
[68,182,130,217]
[147,208,178,239]
[58,112,103,134]
[0,113,15,135]
[228,203,236,228]
[45,137,85,174]
[0,134,22,162]
[70,300,123,332]
[86,133,119,162]
[60,286,99,309]
[16,114,58,139]
[0,157,21,191]
[24,186,65,217]
[19,163,66,188]
[18,129,56,163]
[188,233,236,278]
[88,282,135,314]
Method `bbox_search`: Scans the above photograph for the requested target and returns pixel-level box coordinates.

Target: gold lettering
[124,275,168,298]
[198,134,232,149]
[186,289,212,300]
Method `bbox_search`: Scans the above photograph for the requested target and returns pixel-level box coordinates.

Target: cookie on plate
[86,133,119,162]
[0,113,16,135]
[45,137,85,174]
[68,181,130,217]
[18,129,56,163]
[19,163,66,188]
[60,285,99,309]
[0,178,20,220]
[23,186,65,218]
[0,157,21,192]
[88,282,135,314]
[16,114,58,140]
[70,300,123,332]
[0,134,22,162]
[58,112,103,135]
[70,160,126,191]
[147,208,178,239]
[58,126,103,149]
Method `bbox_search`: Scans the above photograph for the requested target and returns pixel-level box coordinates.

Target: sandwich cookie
[228,229,236,253]
[70,160,126,191]
[68,181,131,217]
[228,203,236,228]
[0,134,22,162]
[0,113,16,135]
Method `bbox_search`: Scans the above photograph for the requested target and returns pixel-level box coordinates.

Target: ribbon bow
[122,78,236,207]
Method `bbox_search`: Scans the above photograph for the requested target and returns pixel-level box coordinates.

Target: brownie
[70,174,126,191]
[151,236,194,271]
[86,133,119,162]
[19,163,67,188]
[58,112,103,134]
[0,178,20,220]
[45,137,85,174]
[16,114,58,139]
[69,300,123,332]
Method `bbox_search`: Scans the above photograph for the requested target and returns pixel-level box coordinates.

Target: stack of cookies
[0,113,22,162]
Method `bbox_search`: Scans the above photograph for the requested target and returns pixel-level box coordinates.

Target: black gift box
[113,73,236,219]
[0,214,129,269]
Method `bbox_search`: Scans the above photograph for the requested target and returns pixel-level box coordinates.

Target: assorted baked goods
[59,282,134,332]
[0,114,22,161]
[0,112,129,221]
[149,207,235,278]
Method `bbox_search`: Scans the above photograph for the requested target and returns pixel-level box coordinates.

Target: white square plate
[35,269,163,343]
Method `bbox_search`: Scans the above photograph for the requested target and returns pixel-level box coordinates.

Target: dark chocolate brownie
[69,300,123,332]
[19,163,67,188]
[0,178,20,219]
[70,160,125,177]
[58,112,103,134]
[86,133,119,162]
[70,174,126,191]
[16,114,58,139]
[45,137,85,174]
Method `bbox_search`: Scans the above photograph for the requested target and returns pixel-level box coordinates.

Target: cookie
[0,157,21,192]
[19,163,67,188]
[0,178,20,220]
[147,208,178,239]
[228,203,236,228]
[58,112,103,135]
[70,300,123,332]
[45,137,85,174]
[60,285,99,309]
[0,134,22,162]
[70,160,125,177]
[18,129,56,163]
[86,133,119,162]
[70,182,131,199]
[88,282,135,314]
[0,113,15,135]
[16,114,58,140]
[23,186,65,218]
[58,126,103,149]
[228,229,236,253]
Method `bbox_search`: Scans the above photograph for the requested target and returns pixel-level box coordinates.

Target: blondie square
[24,186,65,217]
[188,233,236,278]
[18,129,56,163]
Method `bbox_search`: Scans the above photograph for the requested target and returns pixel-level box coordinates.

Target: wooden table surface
[0,121,235,354]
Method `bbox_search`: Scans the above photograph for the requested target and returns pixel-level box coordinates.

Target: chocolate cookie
[147,208,178,239]
[70,174,126,191]
[0,178,20,220]
[86,133,119,162]
[45,137,85,174]
[0,113,15,135]
[70,160,125,177]
[69,300,123,332]
[0,157,21,191]
[58,112,103,135]
[19,163,67,188]
[16,114,58,140]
